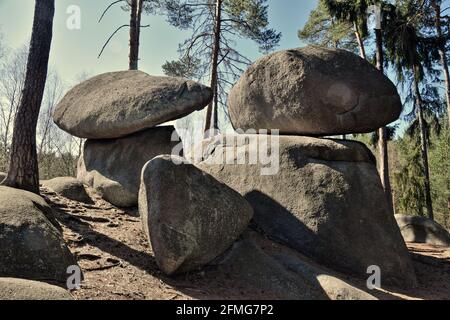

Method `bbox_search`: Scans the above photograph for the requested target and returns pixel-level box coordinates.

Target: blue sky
[0,0,318,83]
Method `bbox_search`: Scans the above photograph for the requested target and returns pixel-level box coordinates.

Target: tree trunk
[203,0,222,138]
[2,0,55,194]
[431,0,450,124]
[374,28,394,212]
[353,21,366,60]
[129,0,142,70]
[414,77,434,220]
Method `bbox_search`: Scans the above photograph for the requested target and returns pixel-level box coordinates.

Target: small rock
[0,278,74,300]
[42,177,93,204]
[395,214,450,247]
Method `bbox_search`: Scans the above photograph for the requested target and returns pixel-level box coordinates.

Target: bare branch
[99,0,126,23]
[98,24,129,59]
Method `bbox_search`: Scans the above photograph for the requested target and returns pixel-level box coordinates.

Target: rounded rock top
[53,70,213,139]
[228,46,402,135]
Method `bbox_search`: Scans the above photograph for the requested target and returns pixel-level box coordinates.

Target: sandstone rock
[0,187,78,282]
[139,155,253,275]
[193,134,417,288]
[78,126,181,207]
[228,46,402,135]
[395,214,450,247]
[213,231,377,300]
[42,177,92,203]
[0,278,73,300]
[0,172,6,182]
[53,71,212,139]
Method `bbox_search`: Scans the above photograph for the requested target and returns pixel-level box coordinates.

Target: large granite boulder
[53,71,212,139]
[212,231,377,300]
[0,278,73,300]
[139,155,253,275]
[228,46,402,135]
[395,214,450,247]
[78,126,181,207]
[0,187,78,282]
[41,177,92,204]
[192,134,417,288]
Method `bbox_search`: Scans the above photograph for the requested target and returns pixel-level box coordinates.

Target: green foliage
[393,136,427,216]
[162,55,201,78]
[298,0,358,52]
[323,0,371,37]
[429,123,450,228]
[393,120,450,228]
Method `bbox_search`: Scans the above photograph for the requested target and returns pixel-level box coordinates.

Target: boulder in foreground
[53,71,213,139]
[228,46,402,135]
[0,278,73,300]
[139,155,253,275]
[0,187,78,282]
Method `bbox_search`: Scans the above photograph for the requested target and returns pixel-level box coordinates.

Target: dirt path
[41,188,450,300]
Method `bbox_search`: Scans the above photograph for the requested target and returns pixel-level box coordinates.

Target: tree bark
[204,0,222,138]
[129,0,142,70]
[374,28,394,212]
[414,76,434,220]
[2,0,55,194]
[431,0,450,124]
[353,21,366,60]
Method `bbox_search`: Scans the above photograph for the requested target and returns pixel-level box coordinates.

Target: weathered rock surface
[228,46,402,135]
[0,187,78,282]
[0,172,6,182]
[139,155,253,275]
[395,214,450,247]
[42,177,92,204]
[0,278,73,300]
[53,71,213,139]
[212,231,377,300]
[192,134,417,288]
[78,126,181,207]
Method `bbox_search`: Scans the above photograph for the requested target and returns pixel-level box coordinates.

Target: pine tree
[161,0,281,136]
[298,0,358,52]
[384,0,445,219]
[98,0,186,70]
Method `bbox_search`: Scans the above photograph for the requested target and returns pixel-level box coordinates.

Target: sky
[0,0,319,83]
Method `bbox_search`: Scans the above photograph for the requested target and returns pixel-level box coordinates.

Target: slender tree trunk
[431,0,450,123]
[414,76,434,220]
[374,28,394,212]
[353,21,366,60]
[203,0,222,138]
[129,0,142,70]
[2,0,55,194]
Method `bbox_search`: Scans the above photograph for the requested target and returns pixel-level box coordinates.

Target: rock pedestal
[78,126,181,207]
[192,134,417,288]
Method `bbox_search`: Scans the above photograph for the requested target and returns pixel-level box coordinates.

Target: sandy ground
[40,187,450,300]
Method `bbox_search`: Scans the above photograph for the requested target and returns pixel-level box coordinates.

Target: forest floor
[41,187,450,300]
